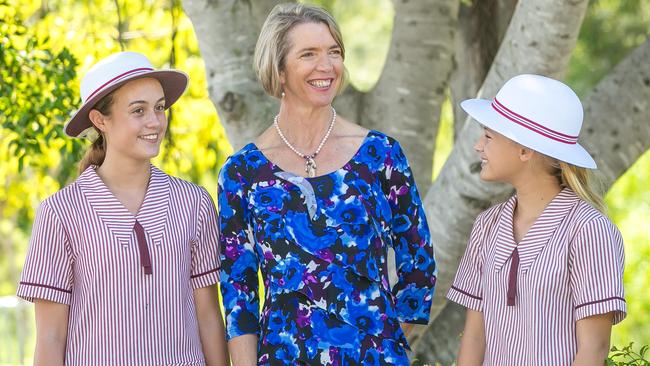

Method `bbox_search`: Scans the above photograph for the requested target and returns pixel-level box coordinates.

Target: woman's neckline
[249,129,376,180]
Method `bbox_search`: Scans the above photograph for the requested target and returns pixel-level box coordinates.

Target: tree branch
[114,0,126,51]
[580,36,650,187]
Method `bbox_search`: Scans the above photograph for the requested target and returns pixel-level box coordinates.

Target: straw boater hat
[460,74,596,169]
[64,51,189,138]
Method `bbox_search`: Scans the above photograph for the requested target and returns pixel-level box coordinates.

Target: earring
[281,91,285,98]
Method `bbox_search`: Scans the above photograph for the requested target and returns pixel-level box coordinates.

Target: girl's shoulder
[43,173,88,210]
[475,197,512,227]
[158,166,210,201]
[568,198,620,238]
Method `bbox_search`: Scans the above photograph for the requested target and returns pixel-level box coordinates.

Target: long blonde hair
[553,161,606,212]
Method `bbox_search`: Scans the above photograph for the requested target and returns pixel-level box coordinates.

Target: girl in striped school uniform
[447,74,626,365]
[17,52,229,365]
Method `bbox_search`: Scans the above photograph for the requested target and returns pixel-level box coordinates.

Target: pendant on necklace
[305,157,317,178]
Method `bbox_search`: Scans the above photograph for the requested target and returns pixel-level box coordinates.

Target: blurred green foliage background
[0,0,648,364]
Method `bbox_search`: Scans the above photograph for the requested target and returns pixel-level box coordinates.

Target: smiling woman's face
[93,77,167,162]
[280,22,344,109]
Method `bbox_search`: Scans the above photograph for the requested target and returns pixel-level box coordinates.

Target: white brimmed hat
[64,51,188,138]
[461,74,596,169]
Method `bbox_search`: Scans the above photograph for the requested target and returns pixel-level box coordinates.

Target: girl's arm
[457,309,485,366]
[194,285,229,366]
[33,299,69,366]
[573,312,613,366]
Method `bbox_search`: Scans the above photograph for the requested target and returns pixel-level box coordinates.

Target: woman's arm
[573,313,613,366]
[457,309,485,366]
[217,157,261,365]
[385,141,437,326]
[33,299,69,366]
[228,334,258,366]
[194,285,229,366]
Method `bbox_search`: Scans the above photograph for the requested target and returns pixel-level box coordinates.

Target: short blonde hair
[254,3,347,99]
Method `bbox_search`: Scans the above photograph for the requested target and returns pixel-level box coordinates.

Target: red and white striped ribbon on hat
[491,98,578,145]
[85,67,154,102]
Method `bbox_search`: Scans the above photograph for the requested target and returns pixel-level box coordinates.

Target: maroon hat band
[491,98,578,145]
[85,67,154,102]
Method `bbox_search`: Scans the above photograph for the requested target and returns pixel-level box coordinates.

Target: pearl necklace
[274,107,336,178]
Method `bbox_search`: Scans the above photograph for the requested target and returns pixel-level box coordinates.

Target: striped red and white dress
[17,165,221,365]
[447,188,626,365]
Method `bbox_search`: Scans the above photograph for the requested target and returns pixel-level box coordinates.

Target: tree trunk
[450,0,517,137]
[424,0,518,359]
[412,0,590,352]
[362,0,459,192]
[182,0,285,150]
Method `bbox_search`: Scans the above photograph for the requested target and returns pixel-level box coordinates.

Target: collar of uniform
[76,164,171,246]
[492,188,580,273]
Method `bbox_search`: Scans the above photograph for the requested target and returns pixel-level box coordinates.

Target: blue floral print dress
[218,130,436,365]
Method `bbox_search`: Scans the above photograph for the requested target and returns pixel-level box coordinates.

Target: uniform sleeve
[447,217,486,312]
[569,216,626,324]
[217,157,261,340]
[190,188,222,289]
[17,200,74,305]
[386,141,437,324]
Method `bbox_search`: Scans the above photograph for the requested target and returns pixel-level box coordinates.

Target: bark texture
[182,0,283,150]
[450,0,517,137]
[579,37,650,187]
[362,0,459,191]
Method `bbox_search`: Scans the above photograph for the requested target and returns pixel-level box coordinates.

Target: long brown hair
[78,91,115,174]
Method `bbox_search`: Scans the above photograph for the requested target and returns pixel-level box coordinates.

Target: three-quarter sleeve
[190,188,221,289]
[217,157,261,340]
[447,215,487,311]
[569,216,626,324]
[385,141,437,324]
[17,200,74,305]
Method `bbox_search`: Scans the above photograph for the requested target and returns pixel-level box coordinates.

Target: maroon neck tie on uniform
[134,221,153,275]
[507,247,519,306]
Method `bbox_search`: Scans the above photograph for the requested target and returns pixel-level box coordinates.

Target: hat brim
[64,69,189,137]
[460,98,597,169]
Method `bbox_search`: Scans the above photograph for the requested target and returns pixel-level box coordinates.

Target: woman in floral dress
[217,4,437,365]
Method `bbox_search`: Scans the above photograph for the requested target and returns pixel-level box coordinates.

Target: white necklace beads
[274,107,336,178]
